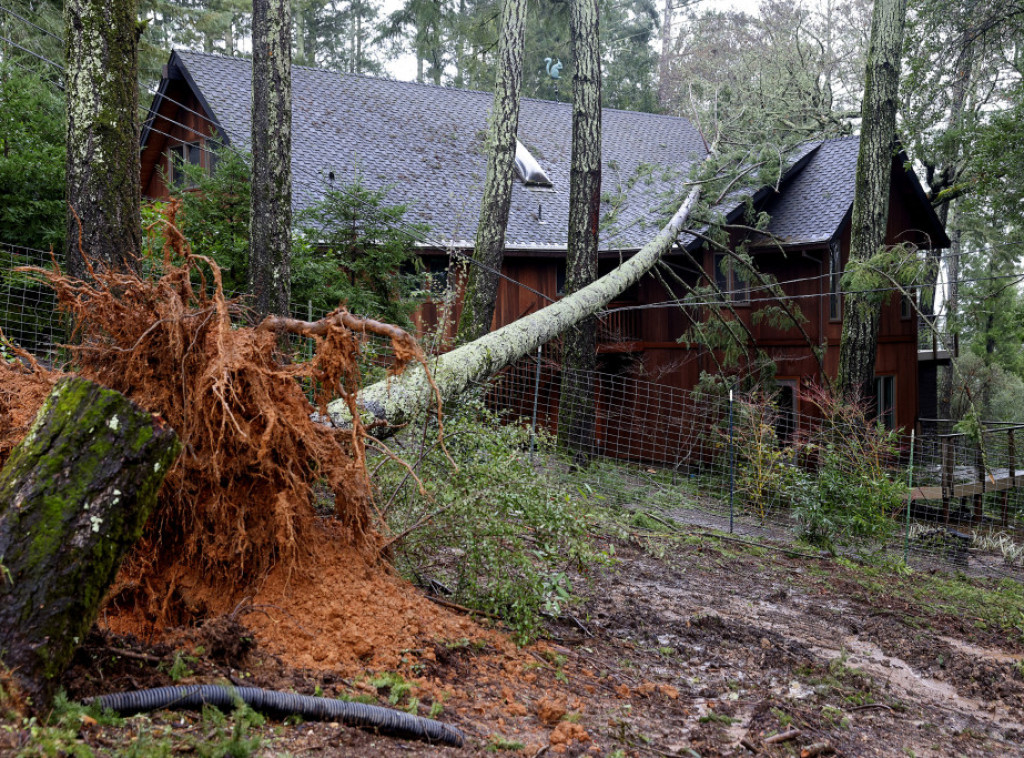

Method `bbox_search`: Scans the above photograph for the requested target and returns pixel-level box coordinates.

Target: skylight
[515,140,552,187]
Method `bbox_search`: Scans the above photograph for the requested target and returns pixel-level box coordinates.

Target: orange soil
[102,521,499,673]
[0,359,58,468]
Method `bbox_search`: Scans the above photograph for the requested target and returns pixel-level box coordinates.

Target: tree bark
[0,377,180,711]
[456,0,528,343]
[836,0,908,402]
[659,0,673,108]
[938,204,961,419]
[64,0,142,277]
[250,0,293,319]
[329,180,705,431]
[558,0,602,461]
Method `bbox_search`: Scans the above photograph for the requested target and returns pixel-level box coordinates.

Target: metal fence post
[729,388,735,534]
[529,345,542,462]
[905,429,915,564]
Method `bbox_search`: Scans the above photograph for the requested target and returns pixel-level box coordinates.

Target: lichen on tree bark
[250,0,293,318]
[64,0,142,276]
[837,0,909,402]
[0,377,179,710]
[456,0,528,344]
[558,0,602,460]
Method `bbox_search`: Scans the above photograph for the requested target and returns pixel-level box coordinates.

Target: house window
[901,289,914,320]
[556,263,566,296]
[875,375,896,430]
[425,256,448,294]
[713,253,749,304]
[775,379,799,443]
[828,240,841,321]
[169,142,202,188]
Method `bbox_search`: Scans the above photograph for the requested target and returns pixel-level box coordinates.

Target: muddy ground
[3,523,1024,757]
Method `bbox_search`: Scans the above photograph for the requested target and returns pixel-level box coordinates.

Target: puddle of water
[813,636,1024,732]
[939,635,1023,667]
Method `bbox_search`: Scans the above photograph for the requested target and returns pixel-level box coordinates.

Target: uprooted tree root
[7,252,431,624]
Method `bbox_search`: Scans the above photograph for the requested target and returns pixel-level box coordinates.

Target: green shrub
[376,399,594,642]
[790,384,905,551]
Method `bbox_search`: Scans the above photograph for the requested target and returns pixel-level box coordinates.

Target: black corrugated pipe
[86,684,465,747]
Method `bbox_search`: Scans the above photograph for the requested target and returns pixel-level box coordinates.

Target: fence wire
[359,331,1024,582]
[2,247,1022,582]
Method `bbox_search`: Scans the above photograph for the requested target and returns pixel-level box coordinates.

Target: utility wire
[0,5,61,42]
[0,33,63,71]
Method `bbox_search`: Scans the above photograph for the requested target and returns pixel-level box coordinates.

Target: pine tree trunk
[938,207,961,419]
[0,378,180,711]
[837,0,908,402]
[456,0,528,343]
[64,0,142,277]
[250,0,293,319]
[558,0,602,461]
[659,0,673,108]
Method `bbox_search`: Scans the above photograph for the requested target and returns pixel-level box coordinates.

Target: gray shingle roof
[160,51,946,254]
[169,49,709,252]
[756,136,861,246]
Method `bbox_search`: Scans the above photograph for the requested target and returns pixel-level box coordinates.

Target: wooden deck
[911,473,1024,502]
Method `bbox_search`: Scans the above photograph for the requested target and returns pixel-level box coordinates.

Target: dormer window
[169,142,202,188]
[515,140,552,187]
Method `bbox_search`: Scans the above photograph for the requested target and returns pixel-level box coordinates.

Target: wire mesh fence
[2,245,1023,582]
[0,242,66,361]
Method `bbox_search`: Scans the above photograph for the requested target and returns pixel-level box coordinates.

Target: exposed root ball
[18,252,425,622]
[0,349,59,468]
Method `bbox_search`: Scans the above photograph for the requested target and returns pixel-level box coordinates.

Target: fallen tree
[328,179,706,430]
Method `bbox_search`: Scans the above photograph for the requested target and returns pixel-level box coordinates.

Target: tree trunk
[659,0,673,108]
[64,0,142,277]
[836,0,908,402]
[0,377,180,711]
[938,205,961,419]
[250,0,293,319]
[330,180,705,430]
[456,0,528,343]
[558,0,602,461]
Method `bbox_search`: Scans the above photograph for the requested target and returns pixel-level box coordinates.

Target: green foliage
[144,148,252,296]
[295,176,428,328]
[0,65,65,249]
[840,243,925,305]
[789,385,904,552]
[732,393,804,521]
[145,153,428,325]
[166,652,196,683]
[369,671,413,706]
[193,703,264,758]
[377,399,595,642]
[948,354,1024,424]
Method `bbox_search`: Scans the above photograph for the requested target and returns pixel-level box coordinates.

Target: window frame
[828,240,842,322]
[900,288,914,320]
[168,140,203,189]
[875,375,896,430]
[713,252,750,306]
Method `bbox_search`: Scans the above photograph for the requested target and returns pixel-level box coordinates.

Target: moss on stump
[0,377,179,711]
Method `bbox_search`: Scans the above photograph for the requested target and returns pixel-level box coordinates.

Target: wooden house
[141,50,949,445]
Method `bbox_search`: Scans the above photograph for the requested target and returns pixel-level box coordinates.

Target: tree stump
[0,377,180,711]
